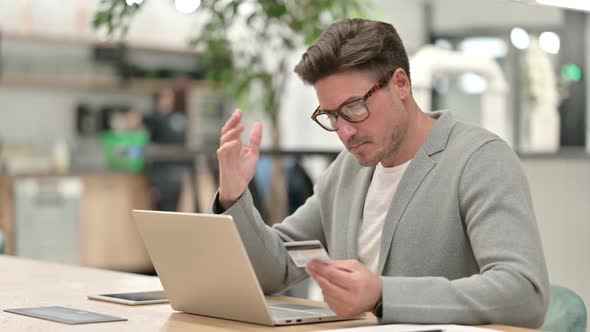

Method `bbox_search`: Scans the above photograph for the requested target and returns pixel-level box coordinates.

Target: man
[214,18,549,328]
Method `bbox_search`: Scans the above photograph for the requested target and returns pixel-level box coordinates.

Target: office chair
[541,285,587,332]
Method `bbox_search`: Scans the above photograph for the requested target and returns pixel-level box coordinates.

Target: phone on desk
[88,290,168,305]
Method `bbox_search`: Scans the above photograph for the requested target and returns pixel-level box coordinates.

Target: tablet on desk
[4,306,127,325]
[88,290,168,305]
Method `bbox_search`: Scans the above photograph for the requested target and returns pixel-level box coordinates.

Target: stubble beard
[355,123,407,167]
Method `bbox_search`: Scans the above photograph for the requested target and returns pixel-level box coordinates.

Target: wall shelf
[0,72,206,93]
[0,30,205,93]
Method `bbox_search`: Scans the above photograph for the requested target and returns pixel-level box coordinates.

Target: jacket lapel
[376,150,435,274]
[376,111,456,274]
[345,166,375,259]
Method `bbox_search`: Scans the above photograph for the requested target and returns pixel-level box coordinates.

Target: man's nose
[337,118,356,142]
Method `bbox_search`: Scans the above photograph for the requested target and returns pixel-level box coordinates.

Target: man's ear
[391,68,411,100]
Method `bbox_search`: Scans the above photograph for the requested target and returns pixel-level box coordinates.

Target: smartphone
[88,290,168,305]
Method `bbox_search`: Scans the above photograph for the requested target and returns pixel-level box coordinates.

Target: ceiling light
[459,37,508,59]
[238,1,256,17]
[510,27,530,50]
[539,31,560,54]
[175,0,201,14]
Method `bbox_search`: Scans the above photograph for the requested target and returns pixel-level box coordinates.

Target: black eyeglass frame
[310,69,396,132]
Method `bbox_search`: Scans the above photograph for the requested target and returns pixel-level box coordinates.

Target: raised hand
[216,109,263,210]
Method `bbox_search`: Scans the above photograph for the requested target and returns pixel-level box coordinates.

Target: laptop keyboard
[268,303,336,320]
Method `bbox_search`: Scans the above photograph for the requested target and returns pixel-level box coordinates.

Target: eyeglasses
[311,69,395,132]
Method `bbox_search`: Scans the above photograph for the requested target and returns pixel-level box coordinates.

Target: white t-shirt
[358,159,411,273]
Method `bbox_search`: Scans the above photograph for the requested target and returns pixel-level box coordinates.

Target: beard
[349,122,407,167]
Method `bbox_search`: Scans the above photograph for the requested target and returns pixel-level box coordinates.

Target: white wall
[432,0,563,34]
[0,87,152,145]
[522,158,590,312]
[373,0,427,54]
[586,14,590,154]
[0,0,200,50]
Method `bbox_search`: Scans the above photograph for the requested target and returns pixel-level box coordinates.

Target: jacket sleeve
[380,140,550,328]
[211,182,327,294]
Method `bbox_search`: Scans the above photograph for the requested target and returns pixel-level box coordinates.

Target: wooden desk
[0,255,539,332]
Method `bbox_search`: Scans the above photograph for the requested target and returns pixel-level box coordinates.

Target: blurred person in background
[129,85,189,211]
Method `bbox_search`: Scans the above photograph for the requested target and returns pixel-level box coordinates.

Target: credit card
[284,240,331,268]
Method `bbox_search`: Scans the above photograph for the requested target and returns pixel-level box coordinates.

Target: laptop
[132,210,356,326]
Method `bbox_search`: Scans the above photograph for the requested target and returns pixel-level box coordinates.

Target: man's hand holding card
[284,240,331,268]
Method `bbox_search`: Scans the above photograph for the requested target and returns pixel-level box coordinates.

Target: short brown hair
[294,18,410,85]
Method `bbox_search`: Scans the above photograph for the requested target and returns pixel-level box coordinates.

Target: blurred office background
[0,0,588,310]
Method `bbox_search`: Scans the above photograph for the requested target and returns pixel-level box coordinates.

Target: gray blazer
[213,112,550,328]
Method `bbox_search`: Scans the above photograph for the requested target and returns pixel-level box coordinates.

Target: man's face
[158,88,175,113]
[315,70,409,166]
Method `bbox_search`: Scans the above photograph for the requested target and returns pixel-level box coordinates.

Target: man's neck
[380,103,436,167]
